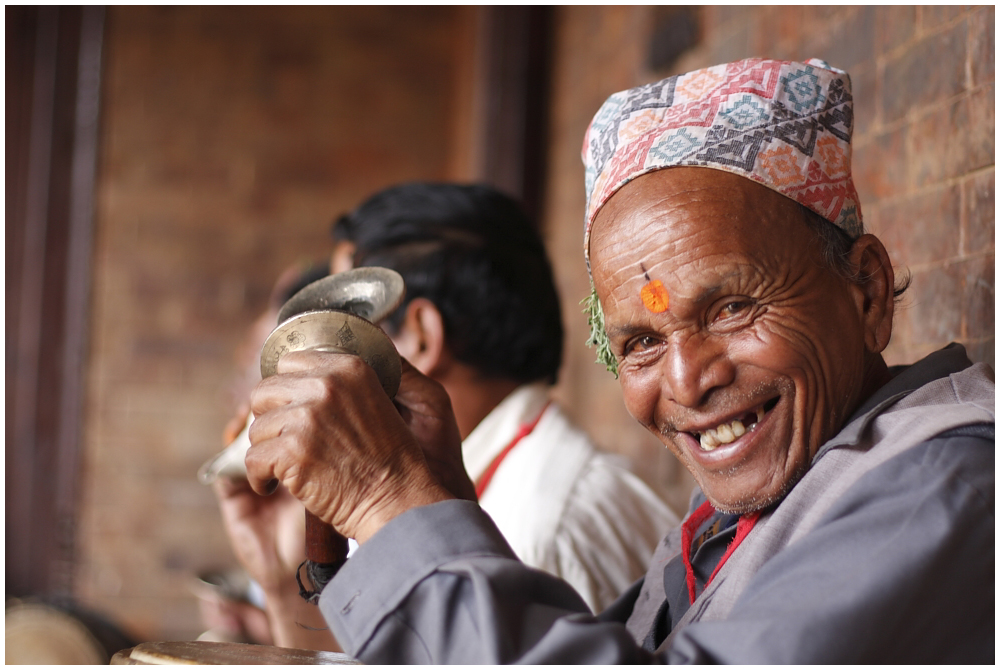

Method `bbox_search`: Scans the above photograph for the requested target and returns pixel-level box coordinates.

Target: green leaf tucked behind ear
[581,283,618,378]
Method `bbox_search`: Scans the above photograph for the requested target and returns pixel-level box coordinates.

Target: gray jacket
[321,344,995,663]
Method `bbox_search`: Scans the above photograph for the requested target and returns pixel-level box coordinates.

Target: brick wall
[74,5,993,642]
[76,6,473,640]
[543,7,696,512]
[543,6,994,514]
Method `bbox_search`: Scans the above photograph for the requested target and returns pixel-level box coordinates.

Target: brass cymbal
[261,267,405,397]
[199,267,405,485]
[277,267,405,325]
[259,310,401,397]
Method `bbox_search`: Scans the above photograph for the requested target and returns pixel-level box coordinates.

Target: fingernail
[264,478,279,495]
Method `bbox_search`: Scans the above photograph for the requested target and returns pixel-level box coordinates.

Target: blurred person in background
[198,262,340,651]
[213,182,679,650]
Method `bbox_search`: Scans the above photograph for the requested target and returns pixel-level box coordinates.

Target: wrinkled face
[589,168,873,513]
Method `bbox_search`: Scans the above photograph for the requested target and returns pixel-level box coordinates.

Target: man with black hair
[328,182,679,612]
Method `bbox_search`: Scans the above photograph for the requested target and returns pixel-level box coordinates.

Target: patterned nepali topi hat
[581,57,863,268]
[580,58,863,376]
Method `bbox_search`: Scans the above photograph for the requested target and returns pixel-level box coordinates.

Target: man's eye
[625,335,659,355]
[720,300,750,317]
[711,298,756,330]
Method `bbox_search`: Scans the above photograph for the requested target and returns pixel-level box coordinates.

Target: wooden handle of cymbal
[305,510,349,564]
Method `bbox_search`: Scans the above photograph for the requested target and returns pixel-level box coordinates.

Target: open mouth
[691,396,780,452]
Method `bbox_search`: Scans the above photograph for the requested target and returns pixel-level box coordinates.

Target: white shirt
[463,383,680,612]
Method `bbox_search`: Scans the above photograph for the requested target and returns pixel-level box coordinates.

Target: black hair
[332,183,564,385]
[799,205,910,299]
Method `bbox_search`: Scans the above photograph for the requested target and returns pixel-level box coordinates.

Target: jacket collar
[812,343,975,463]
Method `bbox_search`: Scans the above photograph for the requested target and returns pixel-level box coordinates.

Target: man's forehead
[590,168,813,300]
[591,167,793,247]
[593,234,762,298]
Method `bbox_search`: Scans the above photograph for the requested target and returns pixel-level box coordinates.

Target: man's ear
[392,298,448,377]
[329,240,356,275]
[846,234,895,354]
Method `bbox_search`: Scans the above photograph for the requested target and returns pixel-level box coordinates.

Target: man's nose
[663,334,734,408]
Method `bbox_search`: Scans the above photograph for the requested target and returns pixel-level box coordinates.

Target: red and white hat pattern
[582,58,863,266]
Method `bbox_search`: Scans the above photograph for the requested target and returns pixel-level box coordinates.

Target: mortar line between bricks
[877,8,973,66]
[959,179,967,257]
[904,250,995,275]
[912,82,995,120]
[913,7,974,42]
[865,175,988,211]
[871,85,993,140]
[960,165,996,180]
[937,171,997,194]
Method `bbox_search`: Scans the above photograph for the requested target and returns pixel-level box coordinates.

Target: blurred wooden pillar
[453,6,553,223]
[5,5,105,597]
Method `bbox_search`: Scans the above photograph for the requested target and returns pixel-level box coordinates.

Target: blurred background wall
[7,5,993,642]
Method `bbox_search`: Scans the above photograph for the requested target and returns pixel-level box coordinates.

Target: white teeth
[700,432,720,451]
[696,404,766,452]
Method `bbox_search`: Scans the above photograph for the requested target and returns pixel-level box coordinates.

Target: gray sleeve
[320,435,993,664]
[319,499,654,664]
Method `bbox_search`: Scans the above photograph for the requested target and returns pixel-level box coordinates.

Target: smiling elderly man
[245,59,994,663]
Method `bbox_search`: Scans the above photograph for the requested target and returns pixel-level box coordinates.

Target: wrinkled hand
[245,350,458,542]
[212,477,305,593]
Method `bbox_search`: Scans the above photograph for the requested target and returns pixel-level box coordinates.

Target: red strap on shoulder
[474,402,550,499]
[681,499,717,604]
[681,500,761,604]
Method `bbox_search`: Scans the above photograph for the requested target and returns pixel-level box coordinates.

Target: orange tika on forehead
[641,280,669,313]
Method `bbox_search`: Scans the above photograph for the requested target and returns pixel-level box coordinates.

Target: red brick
[970,6,995,87]
[709,5,753,29]
[877,6,916,55]
[810,5,851,25]
[964,170,995,254]
[817,5,876,72]
[910,84,995,187]
[853,126,908,204]
[963,254,994,340]
[882,20,968,123]
[84,5,470,641]
[850,64,877,139]
[877,186,961,266]
[712,23,752,66]
[962,337,995,369]
[918,5,973,30]
[772,5,805,52]
[903,265,964,345]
